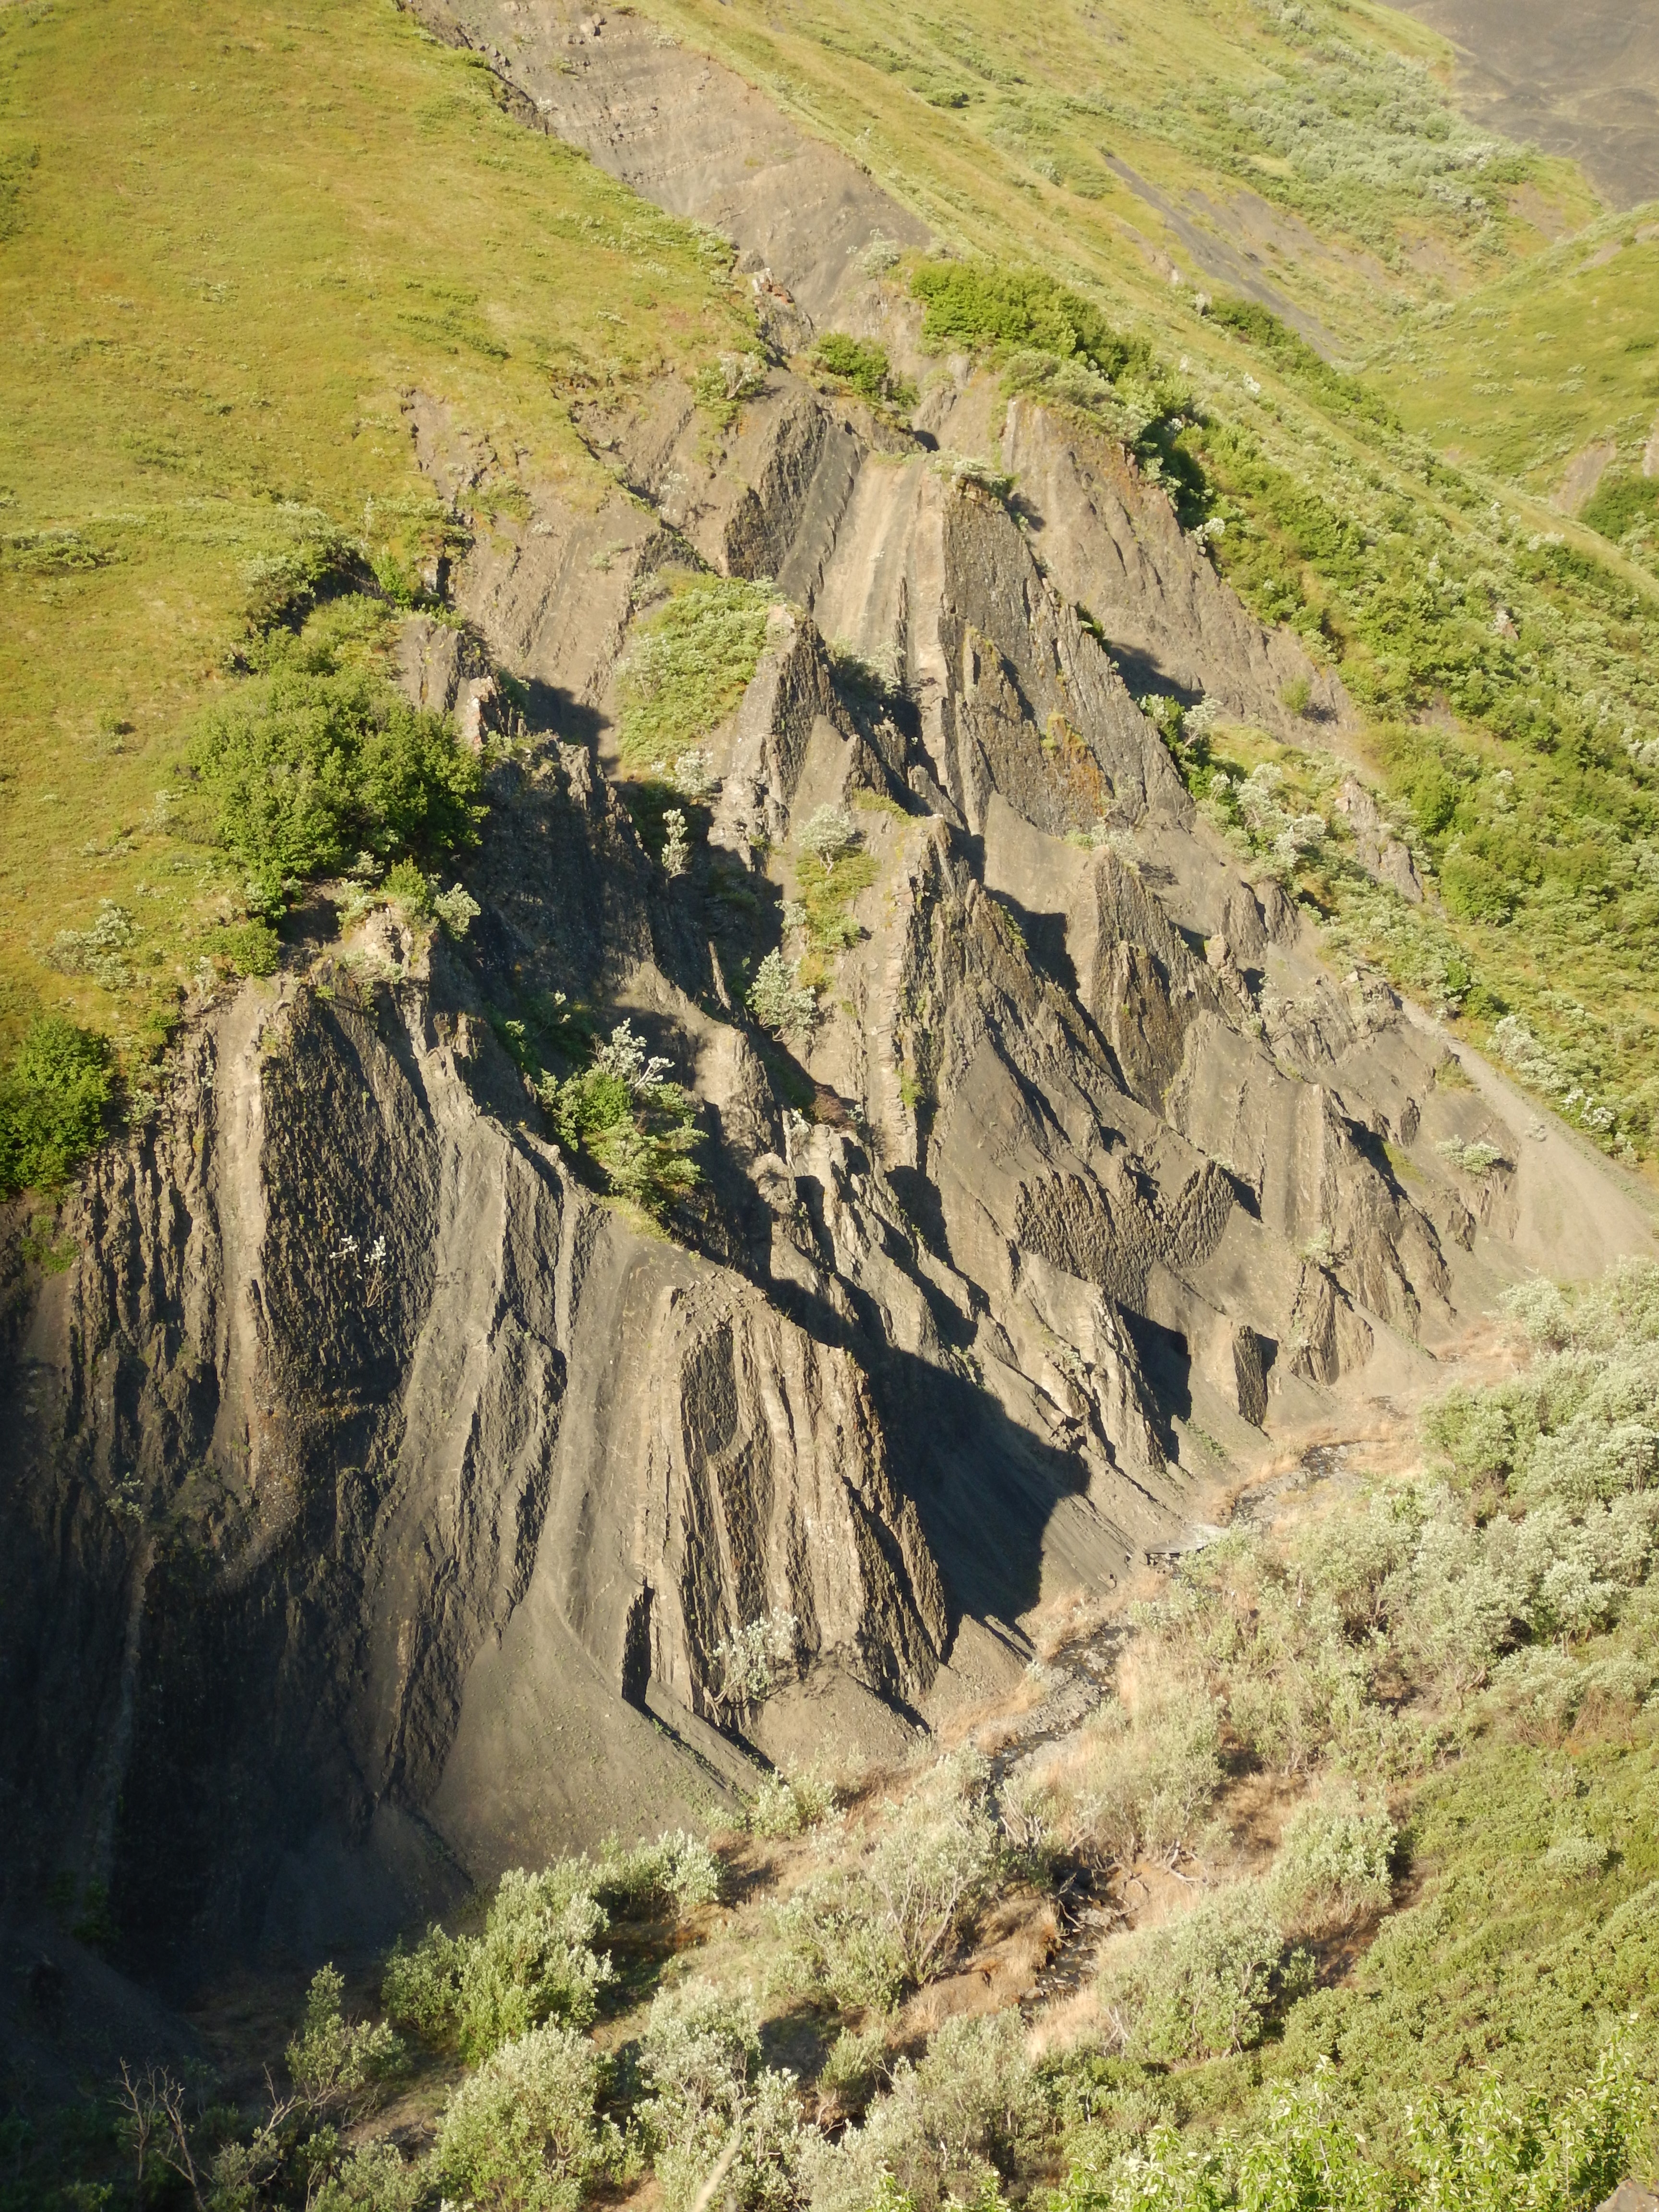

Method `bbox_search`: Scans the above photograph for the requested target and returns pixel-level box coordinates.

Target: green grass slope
[1371,204,1659,541]
[0,0,749,1156]
[630,0,1592,359]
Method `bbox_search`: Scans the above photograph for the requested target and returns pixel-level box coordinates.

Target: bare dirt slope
[1394,0,1659,212]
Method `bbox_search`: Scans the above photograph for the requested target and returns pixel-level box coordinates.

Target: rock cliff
[2,0,1655,2013]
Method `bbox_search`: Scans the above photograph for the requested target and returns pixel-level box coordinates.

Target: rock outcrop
[4,0,1657,2013]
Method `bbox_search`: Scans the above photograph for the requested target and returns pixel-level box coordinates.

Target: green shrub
[616,573,775,768]
[1097,1883,1303,2063]
[0,1016,112,1198]
[811,334,915,409]
[382,1923,467,2040]
[781,1755,1003,2008]
[382,856,433,919]
[382,1871,613,2063]
[541,1019,701,1215]
[1053,2031,1644,2212]
[1063,1681,1223,1868]
[1269,1798,1396,1935]
[286,1966,404,2121]
[816,2022,886,2114]
[311,2140,425,2212]
[911,263,1148,384]
[209,917,282,976]
[1205,293,1400,431]
[190,663,483,914]
[383,1840,716,2060]
[636,1982,810,2212]
[1581,473,1659,546]
[809,2012,1041,2212]
[433,2023,617,2212]
[456,1870,615,2061]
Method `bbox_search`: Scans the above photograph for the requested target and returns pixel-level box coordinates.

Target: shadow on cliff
[771,1271,1095,1638]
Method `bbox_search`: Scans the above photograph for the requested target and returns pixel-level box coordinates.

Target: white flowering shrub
[671,747,719,801]
[1437,1134,1505,1176]
[542,1020,701,1214]
[746,950,818,1038]
[661,808,691,878]
[711,1606,800,1712]
[593,1829,723,1916]
[432,880,480,936]
[748,1767,837,1839]
[1541,1832,1610,1882]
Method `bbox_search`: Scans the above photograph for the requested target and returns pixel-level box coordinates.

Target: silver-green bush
[433,2022,617,2212]
[1098,1883,1303,2063]
[637,1982,812,2212]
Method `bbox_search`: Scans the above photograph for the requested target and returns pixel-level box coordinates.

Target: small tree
[711,1607,800,1714]
[286,1965,404,2120]
[797,805,858,867]
[746,950,818,1039]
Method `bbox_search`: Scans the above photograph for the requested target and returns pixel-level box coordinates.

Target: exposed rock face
[403,0,925,327]
[4,0,1657,2010]
[1000,399,1352,741]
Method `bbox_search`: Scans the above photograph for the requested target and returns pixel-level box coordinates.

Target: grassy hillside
[1371,203,1659,532]
[626,0,1592,358]
[0,0,750,1135]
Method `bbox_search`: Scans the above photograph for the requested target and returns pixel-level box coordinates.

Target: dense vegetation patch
[912,264,1150,385]
[911,261,1205,521]
[616,573,778,769]
[1164,394,1659,1152]
[0,1015,111,1202]
[1583,473,1659,554]
[187,602,484,918]
[809,335,917,410]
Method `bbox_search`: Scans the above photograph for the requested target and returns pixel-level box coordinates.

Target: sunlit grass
[0,0,749,1066]
[1372,204,1659,497]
